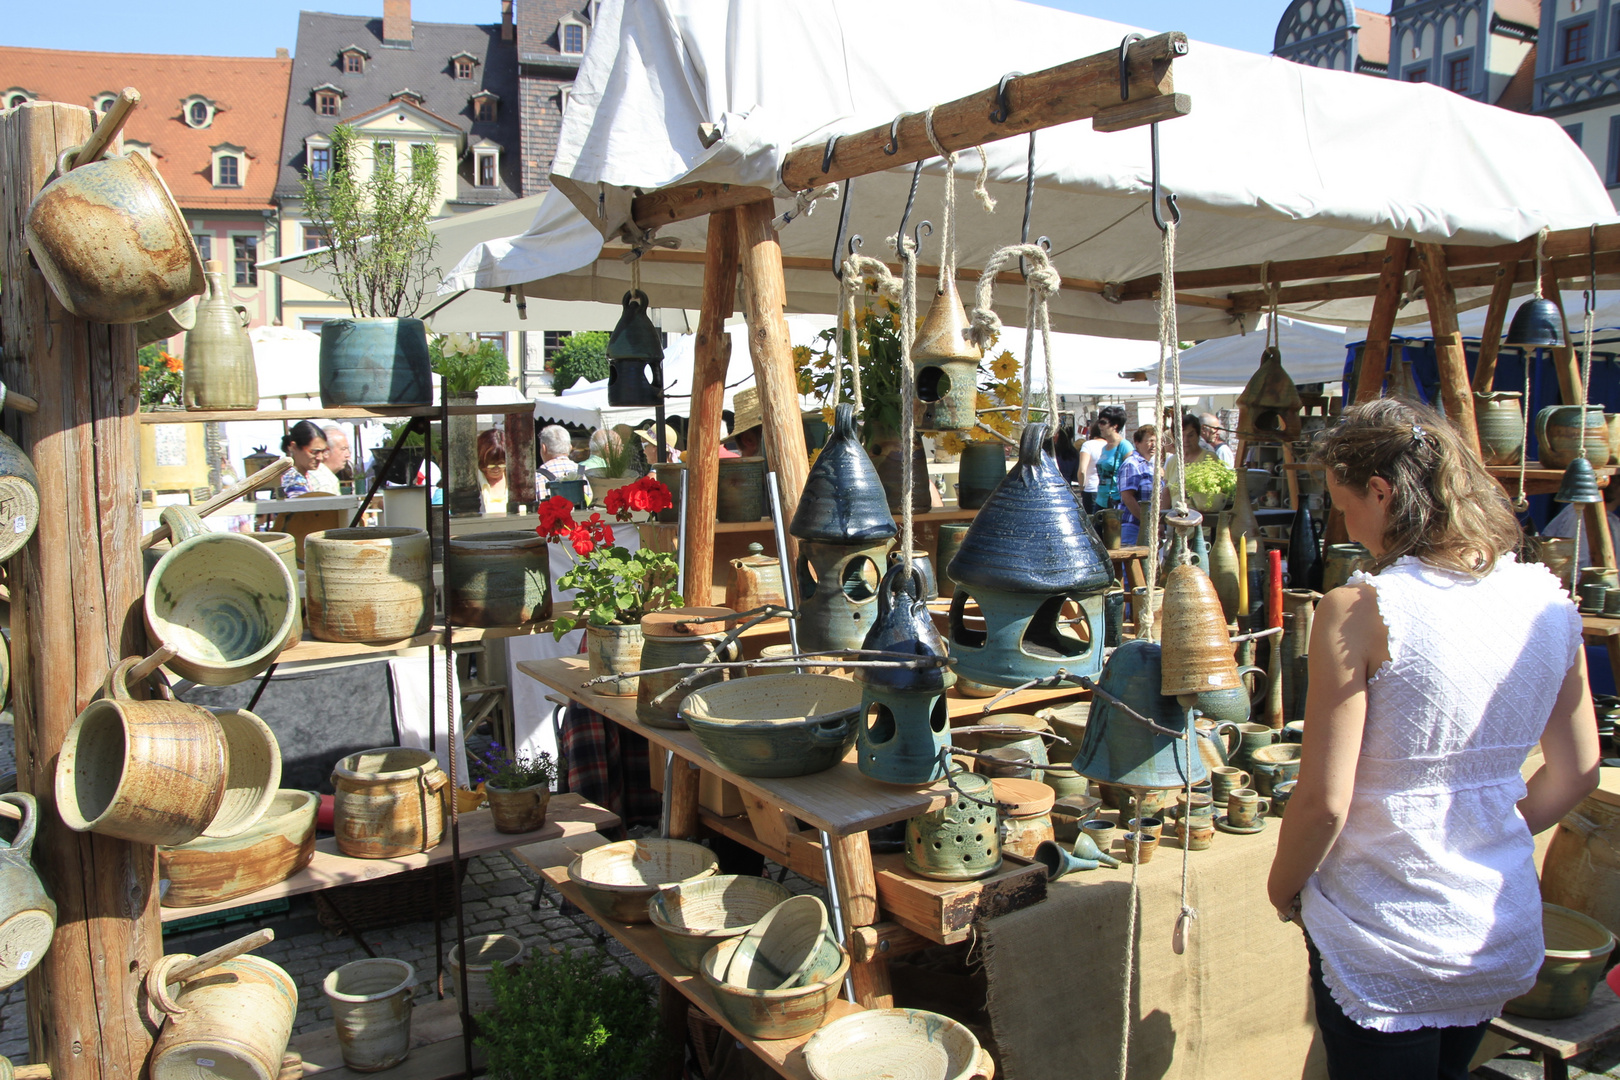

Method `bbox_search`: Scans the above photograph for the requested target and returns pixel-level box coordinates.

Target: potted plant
[298,124,441,407]
[431,332,512,515]
[379,419,429,486]
[1181,455,1237,513]
[137,344,213,493]
[476,950,664,1080]
[584,428,640,508]
[473,741,555,833]
[540,476,680,696]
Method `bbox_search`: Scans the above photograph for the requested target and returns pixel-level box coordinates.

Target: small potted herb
[474,741,556,834]
[1181,455,1237,513]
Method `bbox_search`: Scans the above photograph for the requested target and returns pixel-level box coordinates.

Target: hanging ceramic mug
[0,792,57,990]
[145,505,298,686]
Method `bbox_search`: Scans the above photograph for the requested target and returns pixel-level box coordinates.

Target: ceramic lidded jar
[904,768,1002,881]
[947,423,1112,688]
[856,563,955,785]
[789,404,897,654]
[913,276,984,432]
[183,260,258,410]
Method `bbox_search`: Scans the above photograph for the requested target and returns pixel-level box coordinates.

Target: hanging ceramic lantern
[856,563,956,785]
[606,289,663,407]
[1236,345,1302,444]
[1158,565,1242,699]
[789,404,897,654]
[913,277,983,432]
[946,424,1112,688]
[1071,639,1208,791]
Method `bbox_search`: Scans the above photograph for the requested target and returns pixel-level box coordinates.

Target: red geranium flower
[536,495,576,540]
[569,523,596,557]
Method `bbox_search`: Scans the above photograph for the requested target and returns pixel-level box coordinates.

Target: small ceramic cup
[1226,788,1271,828]
[1176,819,1215,851]
[1121,832,1158,864]
[1582,582,1610,614]
[1210,766,1250,806]
[1176,792,1215,823]
[1271,780,1297,817]
[1081,819,1116,852]
[1126,816,1163,840]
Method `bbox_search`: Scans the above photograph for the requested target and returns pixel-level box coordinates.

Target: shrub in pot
[473,742,555,834]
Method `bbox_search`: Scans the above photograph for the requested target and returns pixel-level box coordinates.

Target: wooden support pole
[1353,238,1411,404]
[736,201,809,560]
[826,832,892,1008]
[504,408,535,513]
[1471,261,1519,394]
[666,755,702,841]
[1,101,160,1080]
[683,209,740,604]
[1413,243,1481,455]
[1542,263,1584,406]
[656,982,689,1080]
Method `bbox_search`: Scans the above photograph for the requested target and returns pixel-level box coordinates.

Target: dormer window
[214,153,241,187]
[305,135,332,178]
[468,138,501,188]
[93,92,118,117]
[3,88,34,110]
[472,91,499,122]
[560,16,587,54]
[339,46,370,74]
[451,51,480,79]
[122,140,155,163]
[313,84,344,117]
[183,96,216,129]
[390,88,425,106]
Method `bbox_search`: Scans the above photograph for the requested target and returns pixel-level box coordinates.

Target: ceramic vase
[587,621,645,697]
[1475,391,1525,466]
[1538,405,1610,470]
[956,442,1007,510]
[182,260,257,410]
[1207,512,1241,623]
[1286,504,1324,592]
[485,782,550,834]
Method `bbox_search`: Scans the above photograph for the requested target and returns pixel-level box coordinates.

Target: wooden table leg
[1604,634,1620,698]
[827,832,894,1008]
[667,755,701,840]
[657,980,689,1080]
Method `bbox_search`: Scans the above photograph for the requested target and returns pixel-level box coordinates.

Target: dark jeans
[1081,490,1099,515]
[1308,938,1489,1080]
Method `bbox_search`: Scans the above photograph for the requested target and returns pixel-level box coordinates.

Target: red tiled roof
[1354,9,1391,68]
[0,46,291,212]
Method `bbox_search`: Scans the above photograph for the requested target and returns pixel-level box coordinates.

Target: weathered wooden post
[682,208,740,603]
[0,101,160,1080]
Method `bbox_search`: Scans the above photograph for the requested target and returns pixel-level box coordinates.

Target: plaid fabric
[561,701,660,833]
[1117,451,1159,527]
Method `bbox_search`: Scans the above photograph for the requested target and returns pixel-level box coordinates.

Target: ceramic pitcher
[0,792,56,990]
[183,260,258,410]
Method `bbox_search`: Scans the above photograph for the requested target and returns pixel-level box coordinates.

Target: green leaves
[551,330,610,392]
[548,539,684,638]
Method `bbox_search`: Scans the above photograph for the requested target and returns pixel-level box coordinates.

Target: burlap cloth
[984,817,1328,1080]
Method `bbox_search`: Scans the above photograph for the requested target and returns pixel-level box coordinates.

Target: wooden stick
[165,929,275,985]
[683,208,740,604]
[70,87,139,169]
[14,1066,51,1080]
[1471,260,1518,393]
[1542,262,1584,406]
[1,385,39,414]
[1354,238,1410,404]
[1416,243,1480,456]
[125,645,177,685]
[0,799,21,821]
[140,455,293,549]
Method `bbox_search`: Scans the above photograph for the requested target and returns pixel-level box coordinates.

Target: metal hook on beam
[1119,33,1145,101]
[990,71,1023,124]
[912,220,933,259]
[1019,131,1037,279]
[885,115,903,155]
[896,160,925,258]
[1150,121,1180,233]
[832,175,854,279]
[822,132,840,176]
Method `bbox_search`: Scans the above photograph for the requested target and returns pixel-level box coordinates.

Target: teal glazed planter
[1071,640,1207,791]
[445,530,551,627]
[956,442,1007,510]
[318,318,432,407]
[857,565,955,785]
[935,523,970,598]
[947,424,1112,688]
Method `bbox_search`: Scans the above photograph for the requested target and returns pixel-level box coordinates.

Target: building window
[233,235,258,287]
[1447,56,1470,92]
[189,101,210,127]
[456,58,475,79]
[303,224,331,250]
[1565,122,1585,147]
[477,153,497,187]
[562,22,586,54]
[215,155,239,187]
[543,330,572,368]
[309,144,331,177]
[1406,64,1429,82]
[411,143,434,180]
[317,92,339,116]
[193,233,213,262]
[301,318,328,334]
[375,142,394,173]
[95,94,117,116]
[344,51,364,73]
[4,91,30,109]
[475,97,496,121]
[1564,21,1592,65]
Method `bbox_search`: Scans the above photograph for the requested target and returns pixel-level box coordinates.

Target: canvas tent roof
[441,0,1615,344]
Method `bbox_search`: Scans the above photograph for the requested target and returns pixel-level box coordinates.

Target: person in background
[580,427,627,474]
[535,424,581,503]
[477,428,507,512]
[1201,411,1237,467]
[322,425,354,483]
[1052,423,1080,485]
[729,387,764,458]
[280,420,340,496]
[1078,405,1130,514]
[1166,413,1213,497]
[636,423,682,464]
[1117,424,1161,547]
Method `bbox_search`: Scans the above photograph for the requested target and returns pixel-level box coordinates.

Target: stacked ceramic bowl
[695,895,849,1039]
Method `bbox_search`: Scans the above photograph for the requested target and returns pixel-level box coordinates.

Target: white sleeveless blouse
[1300,554,1582,1032]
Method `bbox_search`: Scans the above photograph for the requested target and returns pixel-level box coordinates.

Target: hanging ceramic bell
[789,404,897,653]
[1556,456,1604,504]
[1236,345,1303,443]
[606,289,664,407]
[947,423,1113,687]
[183,260,258,411]
[913,277,983,432]
[1070,639,1207,790]
[1158,565,1242,698]
[1504,296,1566,350]
[856,563,956,785]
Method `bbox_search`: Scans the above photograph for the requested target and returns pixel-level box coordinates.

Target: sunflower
[990,351,1019,381]
[938,431,967,455]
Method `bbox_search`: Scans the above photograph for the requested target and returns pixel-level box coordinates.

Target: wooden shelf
[295,998,477,1080]
[139,404,498,424]
[276,621,557,664]
[158,795,619,922]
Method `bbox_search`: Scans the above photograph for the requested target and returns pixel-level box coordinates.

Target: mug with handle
[0,792,57,990]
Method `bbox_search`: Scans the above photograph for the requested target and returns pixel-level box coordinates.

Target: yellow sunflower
[990,351,1019,381]
[938,432,967,455]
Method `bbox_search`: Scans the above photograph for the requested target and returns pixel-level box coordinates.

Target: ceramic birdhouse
[856,563,956,785]
[1158,565,1242,699]
[789,404,897,654]
[913,277,983,432]
[606,290,664,407]
[1071,639,1207,791]
[1236,345,1302,443]
[946,423,1112,687]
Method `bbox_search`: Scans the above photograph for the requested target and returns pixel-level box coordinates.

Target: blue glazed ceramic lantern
[946,423,1112,688]
[856,563,955,785]
[1070,639,1208,791]
[790,404,897,654]
[606,290,664,407]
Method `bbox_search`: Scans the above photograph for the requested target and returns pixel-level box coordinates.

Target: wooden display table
[1485,983,1620,1080]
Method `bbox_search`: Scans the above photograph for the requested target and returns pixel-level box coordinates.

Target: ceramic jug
[1286,504,1324,592]
[0,793,56,990]
[1195,665,1268,726]
[183,260,258,410]
[1538,405,1610,470]
[1475,391,1525,466]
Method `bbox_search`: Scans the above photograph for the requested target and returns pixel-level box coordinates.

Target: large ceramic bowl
[1504,903,1617,1019]
[681,674,862,778]
[568,838,719,923]
[699,936,849,1041]
[647,874,792,973]
[159,789,316,908]
[805,1008,985,1080]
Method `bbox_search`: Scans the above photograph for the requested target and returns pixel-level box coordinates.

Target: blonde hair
[1311,398,1520,577]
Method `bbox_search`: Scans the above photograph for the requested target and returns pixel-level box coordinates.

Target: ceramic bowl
[159,788,315,908]
[647,875,792,973]
[699,936,849,1040]
[727,894,830,991]
[1504,903,1617,1019]
[567,839,719,924]
[681,674,862,778]
[805,1007,985,1080]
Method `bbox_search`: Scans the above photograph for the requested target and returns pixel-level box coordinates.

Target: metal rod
[583,652,949,686]
[350,419,423,528]
[244,663,278,713]
[817,829,858,1003]
[660,749,676,839]
[676,441,689,593]
[1227,625,1283,645]
[766,471,800,655]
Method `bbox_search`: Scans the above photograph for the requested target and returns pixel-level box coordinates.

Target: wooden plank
[159,796,619,922]
[1414,243,1481,454]
[1353,238,1412,404]
[1471,260,1518,393]
[136,404,493,424]
[1090,92,1191,134]
[503,408,535,514]
[668,754,703,840]
[1487,983,1620,1061]
[683,208,740,601]
[742,791,797,854]
[1115,249,1387,301]
[872,853,1048,945]
[848,922,933,964]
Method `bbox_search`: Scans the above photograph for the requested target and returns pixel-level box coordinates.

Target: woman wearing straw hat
[729,386,765,458]
[635,423,682,464]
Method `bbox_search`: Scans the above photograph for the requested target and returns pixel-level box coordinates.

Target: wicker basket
[313,863,463,932]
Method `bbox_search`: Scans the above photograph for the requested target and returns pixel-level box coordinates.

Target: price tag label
[13,516,25,534]
[15,951,32,970]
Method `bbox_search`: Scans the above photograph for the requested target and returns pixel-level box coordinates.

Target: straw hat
[732,386,762,436]
[634,423,680,448]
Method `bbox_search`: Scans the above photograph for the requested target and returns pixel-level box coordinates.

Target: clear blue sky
[3,1,1286,58]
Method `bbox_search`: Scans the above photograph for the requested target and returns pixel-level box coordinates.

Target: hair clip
[1411,423,1426,443]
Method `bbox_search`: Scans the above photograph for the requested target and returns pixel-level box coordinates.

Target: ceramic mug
[0,792,57,990]
[1210,766,1250,806]
[1226,789,1271,828]
[1271,780,1297,818]
[1581,582,1610,614]
[1175,792,1215,823]
[1126,816,1163,840]
[1236,722,1281,770]
[1282,720,1306,744]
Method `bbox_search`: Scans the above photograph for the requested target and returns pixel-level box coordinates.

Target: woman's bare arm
[1520,646,1601,834]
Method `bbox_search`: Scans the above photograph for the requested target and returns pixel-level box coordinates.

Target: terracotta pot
[25,146,204,324]
[586,621,645,696]
[1475,391,1525,466]
[332,748,447,859]
[183,261,257,410]
[159,789,317,908]
[446,934,524,1014]
[1538,405,1609,470]
[305,527,432,643]
[0,793,56,990]
[446,530,551,627]
[484,782,550,834]
[323,958,416,1072]
[318,318,432,407]
[150,954,299,1080]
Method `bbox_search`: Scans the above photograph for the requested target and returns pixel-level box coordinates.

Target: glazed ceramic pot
[1071,640,1206,791]
[994,778,1056,860]
[446,392,481,516]
[1196,665,1267,726]
[968,714,1053,784]
[682,674,862,778]
[1207,512,1241,624]
[935,523,971,598]
[1542,773,1620,939]
[567,838,719,923]
[25,146,204,324]
[1475,391,1525,466]
[305,527,433,643]
[136,294,198,347]
[727,543,788,614]
[905,769,1002,881]
[586,621,645,697]
[446,935,524,1014]
[1158,565,1243,697]
[1503,904,1616,1020]
[183,261,257,410]
[1322,543,1374,593]
[1286,504,1324,592]
[653,462,684,523]
[805,1009,983,1080]
[857,564,955,785]
[948,424,1112,687]
[318,318,432,407]
[0,793,56,991]
[1094,508,1123,549]
[484,782,550,834]
[332,748,447,859]
[158,789,318,908]
[875,438,931,514]
[322,959,415,1072]
[647,874,793,973]
[1538,405,1610,470]
[956,442,1007,510]
[446,530,551,627]
[717,456,768,522]
[700,937,849,1040]
[636,607,738,728]
[150,954,299,1080]
[913,276,983,432]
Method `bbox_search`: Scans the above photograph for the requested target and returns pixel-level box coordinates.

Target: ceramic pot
[25,146,204,324]
[136,294,198,347]
[804,1009,984,1080]
[0,793,55,991]
[484,782,550,834]
[446,530,551,627]
[727,543,788,614]
[1503,904,1616,1020]
[150,954,298,1080]
[145,505,298,685]
[1322,543,1374,593]
[876,439,931,514]
[0,431,40,563]
[587,621,645,697]
[636,607,739,728]
[183,261,257,410]
[1236,345,1303,443]
[717,456,768,522]
[802,413,831,450]
[1159,565,1243,697]
[993,778,1055,860]
[318,318,432,407]
[332,748,447,859]
[956,442,1007,510]
[682,674,862,778]
[305,528,432,643]
[1608,414,1620,466]
[1196,666,1267,726]
[1538,405,1610,470]
[935,523,971,597]
[568,838,719,923]
[796,537,894,655]
[446,934,524,1014]
[1207,512,1241,623]
[323,958,415,1072]
[1195,718,1243,770]
[446,392,481,516]
[700,936,849,1040]
[1071,640,1206,791]
[1542,774,1620,939]
[1250,742,1302,795]
[967,714,1052,784]
[159,789,317,908]
[1475,391,1526,466]
[647,874,793,974]
[1286,504,1324,592]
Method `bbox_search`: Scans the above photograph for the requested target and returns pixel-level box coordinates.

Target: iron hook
[885,115,903,156]
[822,133,840,176]
[912,220,933,258]
[991,71,1023,124]
[1149,121,1181,233]
[1587,222,1599,317]
[896,160,925,258]
[832,175,854,280]
[1119,33,1144,101]
[1019,131,1037,279]
[849,235,864,257]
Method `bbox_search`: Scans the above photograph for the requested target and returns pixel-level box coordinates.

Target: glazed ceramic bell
[1071,639,1208,791]
[1556,456,1604,504]
[606,290,664,407]
[912,277,983,432]
[1158,565,1243,698]
[790,404,897,654]
[1236,345,1303,443]
[1504,296,1566,350]
[947,423,1112,687]
[856,563,955,785]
